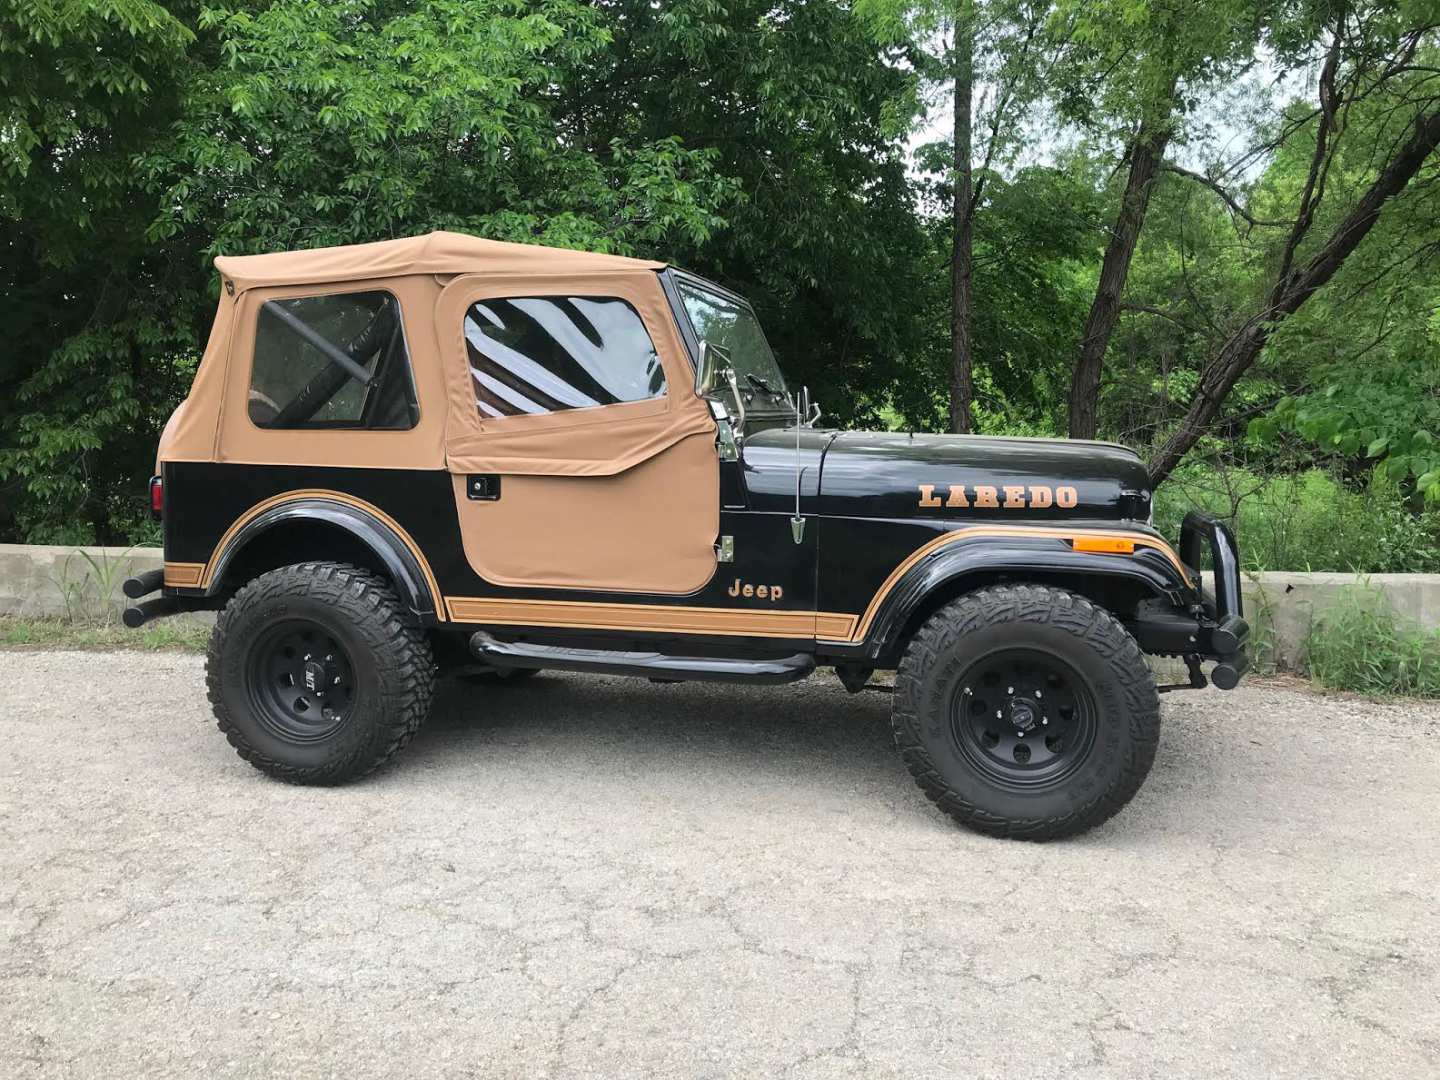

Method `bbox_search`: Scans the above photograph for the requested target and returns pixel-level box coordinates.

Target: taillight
[149,475,164,520]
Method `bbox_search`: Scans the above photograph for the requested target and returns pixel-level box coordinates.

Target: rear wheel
[207,562,434,784]
[892,583,1159,840]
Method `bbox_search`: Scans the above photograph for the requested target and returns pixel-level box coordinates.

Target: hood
[817,431,1152,524]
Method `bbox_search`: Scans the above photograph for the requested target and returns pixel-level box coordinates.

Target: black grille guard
[1126,510,1249,690]
[1179,510,1244,623]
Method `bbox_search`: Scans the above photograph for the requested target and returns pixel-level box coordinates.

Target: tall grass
[1153,466,1440,573]
[1304,587,1440,696]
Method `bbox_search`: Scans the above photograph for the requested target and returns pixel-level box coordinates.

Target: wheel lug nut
[996,709,1003,719]
[333,676,341,685]
[1035,690,1043,699]
[1007,686,1014,694]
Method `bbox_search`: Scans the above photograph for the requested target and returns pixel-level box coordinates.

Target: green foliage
[3,0,1440,571]
[0,0,200,543]
[1249,275,1440,499]
[142,0,737,255]
[889,166,1101,432]
[2,0,930,539]
[1304,588,1440,697]
[582,0,933,426]
[1153,465,1440,573]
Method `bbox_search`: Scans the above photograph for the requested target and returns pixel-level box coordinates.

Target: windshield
[675,278,791,413]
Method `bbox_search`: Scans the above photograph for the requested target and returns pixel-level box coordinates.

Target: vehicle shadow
[397,669,1224,842]
[406,669,906,788]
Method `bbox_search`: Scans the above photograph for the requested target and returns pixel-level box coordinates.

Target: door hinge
[709,400,740,461]
[716,536,734,562]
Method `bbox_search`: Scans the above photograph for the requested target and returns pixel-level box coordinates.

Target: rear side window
[463,296,666,419]
[250,290,418,430]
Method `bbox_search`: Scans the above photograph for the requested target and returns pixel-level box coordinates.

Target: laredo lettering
[917,484,1079,510]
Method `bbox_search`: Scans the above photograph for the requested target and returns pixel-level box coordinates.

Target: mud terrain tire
[207,562,434,784]
[892,583,1160,840]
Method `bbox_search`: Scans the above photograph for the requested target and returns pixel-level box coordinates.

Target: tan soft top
[213,230,665,292]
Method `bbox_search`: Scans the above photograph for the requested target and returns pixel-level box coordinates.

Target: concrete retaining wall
[1240,572,1440,670]
[0,544,166,620]
[3,544,1440,670]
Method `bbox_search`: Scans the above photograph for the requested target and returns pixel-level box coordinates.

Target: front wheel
[892,584,1160,840]
[207,562,435,784]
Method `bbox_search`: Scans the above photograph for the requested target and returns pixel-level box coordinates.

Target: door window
[464,296,666,419]
[249,290,417,429]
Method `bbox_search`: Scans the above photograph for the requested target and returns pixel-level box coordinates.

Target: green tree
[1051,0,1271,438]
[1147,6,1440,483]
[580,0,933,427]
[890,165,1100,433]
[858,0,1054,432]
[143,0,737,259]
[0,0,196,542]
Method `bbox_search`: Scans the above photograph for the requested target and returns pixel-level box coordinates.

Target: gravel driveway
[2,650,1437,1079]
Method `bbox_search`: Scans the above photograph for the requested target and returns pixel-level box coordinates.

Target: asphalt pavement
[2,650,1437,1079]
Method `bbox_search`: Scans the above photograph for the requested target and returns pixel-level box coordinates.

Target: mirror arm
[725,369,747,434]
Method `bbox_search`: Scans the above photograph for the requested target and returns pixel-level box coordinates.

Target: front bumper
[1128,511,1249,690]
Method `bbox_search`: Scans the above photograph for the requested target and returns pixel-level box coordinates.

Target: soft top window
[249,290,418,430]
[463,296,666,419]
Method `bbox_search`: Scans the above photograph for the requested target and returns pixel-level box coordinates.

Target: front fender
[205,497,438,623]
[853,531,1192,660]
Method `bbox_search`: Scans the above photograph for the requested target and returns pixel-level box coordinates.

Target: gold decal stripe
[163,562,205,588]
[201,489,442,609]
[829,526,1189,645]
[817,612,860,640]
[445,596,858,640]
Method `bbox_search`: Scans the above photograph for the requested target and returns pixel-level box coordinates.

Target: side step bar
[469,631,815,685]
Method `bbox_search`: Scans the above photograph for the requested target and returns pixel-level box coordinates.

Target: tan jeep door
[438,270,720,594]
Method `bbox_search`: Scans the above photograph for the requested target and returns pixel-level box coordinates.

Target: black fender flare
[205,497,439,623]
[854,534,1191,660]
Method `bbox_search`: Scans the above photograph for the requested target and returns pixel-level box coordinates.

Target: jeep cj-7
[125,232,1248,839]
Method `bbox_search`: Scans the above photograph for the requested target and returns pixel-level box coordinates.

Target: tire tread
[891,583,1159,840]
[206,561,434,784]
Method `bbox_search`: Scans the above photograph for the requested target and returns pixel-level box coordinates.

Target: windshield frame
[660,268,794,418]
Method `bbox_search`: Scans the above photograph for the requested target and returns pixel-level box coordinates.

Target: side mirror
[696,340,733,397]
[697,341,745,432]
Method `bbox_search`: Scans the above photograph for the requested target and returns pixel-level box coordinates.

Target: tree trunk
[1068,83,1178,439]
[1147,108,1440,485]
[949,6,975,434]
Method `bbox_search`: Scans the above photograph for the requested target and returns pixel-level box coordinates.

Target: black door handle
[466,475,501,501]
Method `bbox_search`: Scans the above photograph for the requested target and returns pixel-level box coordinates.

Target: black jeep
[125,231,1247,839]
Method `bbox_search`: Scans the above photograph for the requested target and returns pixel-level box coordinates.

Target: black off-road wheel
[892,584,1160,840]
[207,562,435,785]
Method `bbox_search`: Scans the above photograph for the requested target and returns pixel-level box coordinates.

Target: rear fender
[205,498,438,623]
